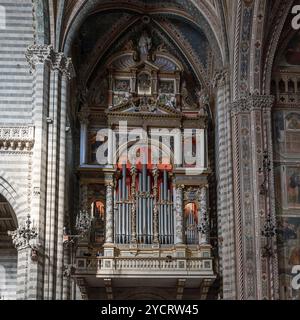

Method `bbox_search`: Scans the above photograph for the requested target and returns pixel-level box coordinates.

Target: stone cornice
[230,95,275,116]
[25,45,75,79]
[0,126,34,151]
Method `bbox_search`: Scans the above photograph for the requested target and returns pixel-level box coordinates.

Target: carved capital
[104,174,115,187]
[78,109,90,124]
[25,44,53,70]
[231,95,275,116]
[25,45,75,79]
[213,69,229,88]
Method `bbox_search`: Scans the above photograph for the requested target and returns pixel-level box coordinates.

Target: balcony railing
[75,257,214,278]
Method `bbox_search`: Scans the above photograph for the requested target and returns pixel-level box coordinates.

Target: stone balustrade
[75,256,214,277]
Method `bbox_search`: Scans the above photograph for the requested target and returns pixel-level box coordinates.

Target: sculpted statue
[196,89,209,116]
[138,31,152,57]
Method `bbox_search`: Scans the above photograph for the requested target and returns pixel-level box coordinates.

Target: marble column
[213,69,236,299]
[175,185,184,245]
[105,181,114,244]
[198,186,209,245]
[8,214,39,300]
[230,95,278,300]
[79,112,89,165]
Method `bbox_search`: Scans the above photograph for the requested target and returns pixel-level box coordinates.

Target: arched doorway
[0,194,17,300]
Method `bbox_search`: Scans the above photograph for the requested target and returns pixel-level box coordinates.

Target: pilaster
[24,44,75,300]
[231,95,278,300]
[213,69,236,299]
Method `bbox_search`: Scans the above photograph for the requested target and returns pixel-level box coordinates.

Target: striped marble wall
[0,0,34,125]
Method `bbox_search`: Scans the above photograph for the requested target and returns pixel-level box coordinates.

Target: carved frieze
[0,126,34,151]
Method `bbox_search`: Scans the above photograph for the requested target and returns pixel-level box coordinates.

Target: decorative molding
[75,209,92,235]
[0,126,34,151]
[25,45,75,79]
[231,95,274,116]
[175,185,184,244]
[105,183,114,243]
[198,186,209,244]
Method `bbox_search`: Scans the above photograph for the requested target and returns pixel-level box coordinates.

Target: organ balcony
[74,164,216,287]
[75,251,214,279]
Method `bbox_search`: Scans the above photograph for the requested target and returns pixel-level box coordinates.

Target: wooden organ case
[76,33,215,289]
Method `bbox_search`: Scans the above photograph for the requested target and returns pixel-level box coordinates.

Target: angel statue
[196,89,209,116]
[138,31,152,57]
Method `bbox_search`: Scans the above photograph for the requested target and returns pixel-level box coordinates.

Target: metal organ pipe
[167,189,171,244]
[122,164,126,243]
[142,164,147,243]
[118,177,121,243]
[159,180,163,243]
[125,181,129,243]
[138,171,142,243]
[163,170,168,244]
[152,166,159,244]
[115,186,119,243]
[147,174,151,244]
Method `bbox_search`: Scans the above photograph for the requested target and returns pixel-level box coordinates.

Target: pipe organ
[184,203,198,245]
[75,29,216,298]
[114,164,174,245]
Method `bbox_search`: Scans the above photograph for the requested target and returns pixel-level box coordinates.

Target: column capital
[230,95,275,116]
[25,45,75,79]
[104,173,115,187]
[78,109,90,124]
[212,68,229,88]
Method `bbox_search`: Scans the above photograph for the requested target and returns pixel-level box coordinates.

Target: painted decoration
[286,167,300,208]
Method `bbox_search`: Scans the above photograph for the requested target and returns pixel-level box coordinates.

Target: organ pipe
[118,177,121,243]
[152,166,159,244]
[163,170,168,244]
[130,165,137,243]
[114,165,175,245]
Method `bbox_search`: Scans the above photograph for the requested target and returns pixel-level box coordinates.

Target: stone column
[55,66,74,299]
[25,44,53,300]
[8,214,39,300]
[213,69,236,299]
[198,185,209,245]
[26,45,75,300]
[231,95,278,300]
[105,181,114,244]
[78,111,89,165]
[174,185,184,245]
[62,244,72,300]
